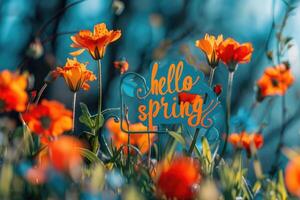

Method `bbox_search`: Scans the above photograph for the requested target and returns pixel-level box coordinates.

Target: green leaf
[165,139,177,162]
[277,170,287,200]
[93,113,104,130]
[79,102,94,129]
[201,136,212,163]
[0,163,13,196]
[168,131,186,146]
[252,181,261,194]
[77,147,103,165]
[13,124,34,155]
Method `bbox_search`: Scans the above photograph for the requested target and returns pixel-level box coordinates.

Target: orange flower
[48,136,83,171]
[195,34,223,67]
[23,100,72,138]
[55,58,96,92]
[113,60,129,74]
[228,132,263,155]
[155,156,201,200]
[106,118,155,154]
[256,64,294,100]
[285,156,300,197]
[27,135,83,181]
[217,38,253,70]
[70,23,121,60]
[0,70,28,112]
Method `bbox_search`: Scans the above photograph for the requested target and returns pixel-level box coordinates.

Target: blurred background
[1,0,300,181]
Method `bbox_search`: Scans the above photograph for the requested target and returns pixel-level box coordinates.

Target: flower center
[40,116,51,129]
[271,79,279,87]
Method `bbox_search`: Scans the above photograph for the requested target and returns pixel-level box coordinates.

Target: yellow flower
[195,34,223,67]
[55,58,96,92]
[70,23,121,60]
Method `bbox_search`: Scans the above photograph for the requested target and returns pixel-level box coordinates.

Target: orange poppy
[48,136,83,171]
[217,38,253,70]
[113,60,129,74]
[70,23,121,60]
[23,100,72,138]
[0,70,28,112]
[285,156,300,197]
[155,156,201,200]
[195,34,223,67]
[27,135,83,182]
[54,58,96,92]
[106,118,155,154]
[256,64,294,100]
[228,132,263,155]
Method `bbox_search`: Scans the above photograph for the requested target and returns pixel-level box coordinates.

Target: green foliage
[79,102,104,135]
[198,136,214,176]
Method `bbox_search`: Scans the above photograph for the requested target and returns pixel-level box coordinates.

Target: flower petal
[70,49,85,56]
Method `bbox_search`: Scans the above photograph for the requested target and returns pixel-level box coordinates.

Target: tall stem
[96,59,112,157]
[97,59,102,115]
[220,71,234,157]
[72,92,77,133]
[208,68,216,87]
[147,132,151,167]
[35,83,48,105]
[125,117,130,168]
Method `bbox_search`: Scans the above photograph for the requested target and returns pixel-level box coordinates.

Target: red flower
[178,92,201,104]
[217,38,253,70]
[213,84,222,96]
[113,60,129,74]
[156,156,201,200]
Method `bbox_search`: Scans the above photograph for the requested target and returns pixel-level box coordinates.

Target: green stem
[101,107,120,114]
[208,67,216,87]
[35,83,48,105]
[147,126,151,167]
[95,59,112,157]
[125,117,130,168]
[97,59,102,115]
[220,71,234,157]
[188,128,200,156]
[72,92,77,133]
